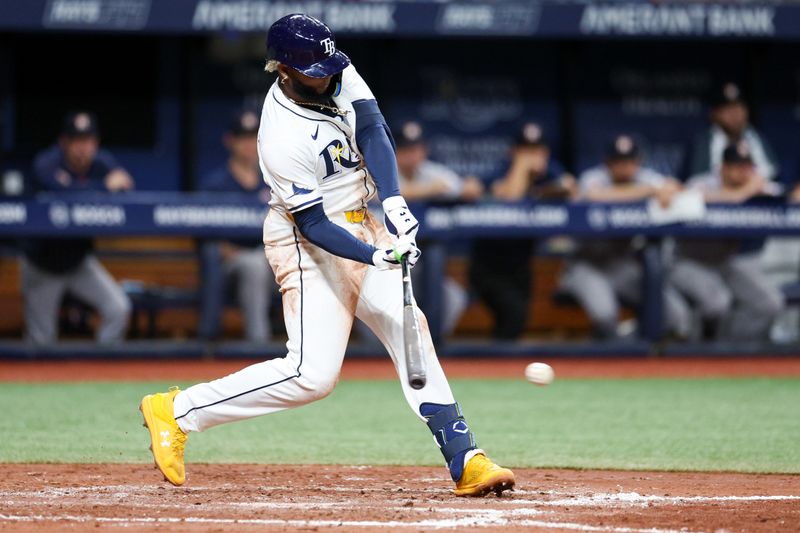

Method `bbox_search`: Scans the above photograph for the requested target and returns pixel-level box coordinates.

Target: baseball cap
[606,134,640,161]
[229,109,260,136]
[710,82,746,108]
[61,111,99,137]
[722,141,754,165]
[393,121,425,148]
[514,122,547,147]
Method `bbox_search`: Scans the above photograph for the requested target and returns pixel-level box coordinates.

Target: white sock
[463,448,484,469]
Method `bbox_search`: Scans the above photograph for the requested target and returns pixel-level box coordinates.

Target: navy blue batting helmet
[266,14,350,78]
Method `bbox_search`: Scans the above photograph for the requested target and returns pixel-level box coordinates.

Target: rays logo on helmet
[320,37,335,56]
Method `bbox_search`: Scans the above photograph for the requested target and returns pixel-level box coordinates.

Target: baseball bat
[402,255,427,390]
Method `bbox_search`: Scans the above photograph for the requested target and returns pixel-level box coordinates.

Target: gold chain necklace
[280,80,349,116]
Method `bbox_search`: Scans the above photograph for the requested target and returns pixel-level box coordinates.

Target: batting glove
[372,235,421,270]
[383,195,419,239]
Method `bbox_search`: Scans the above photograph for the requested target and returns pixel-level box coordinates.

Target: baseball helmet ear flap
[323,71,343,97]
[266,13,351,79]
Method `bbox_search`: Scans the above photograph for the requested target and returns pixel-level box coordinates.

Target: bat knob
[409,376,426,390]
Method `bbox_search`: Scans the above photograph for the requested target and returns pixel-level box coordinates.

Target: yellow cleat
[454,453,515,497]
[139,387,187,486]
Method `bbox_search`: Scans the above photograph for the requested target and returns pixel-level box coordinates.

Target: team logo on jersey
[320,38,335,56]
[319,139,360,180]
[289,183,314,198]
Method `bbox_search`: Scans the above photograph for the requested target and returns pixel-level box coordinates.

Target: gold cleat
[139,387,187,486]
[454,453,515,497]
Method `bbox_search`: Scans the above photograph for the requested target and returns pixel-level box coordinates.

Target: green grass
[1,378,798,473]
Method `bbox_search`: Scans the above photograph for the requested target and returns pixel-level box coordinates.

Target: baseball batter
[140,14,515,497]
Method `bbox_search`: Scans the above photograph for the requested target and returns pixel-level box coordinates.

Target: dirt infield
[3,356,800,382]
[0,464,798,532]
[2,358,798,531]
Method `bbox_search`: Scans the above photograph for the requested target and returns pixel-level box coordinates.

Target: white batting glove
[372,235,421,270]
[382,195,419,239]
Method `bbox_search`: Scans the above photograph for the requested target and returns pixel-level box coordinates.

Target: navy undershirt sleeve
[293,203,377,265]
[353,99,400,201]
[32,147,75,191]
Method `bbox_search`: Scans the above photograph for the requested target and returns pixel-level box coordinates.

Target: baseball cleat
[139,387,187,486]
[454,453,515,497]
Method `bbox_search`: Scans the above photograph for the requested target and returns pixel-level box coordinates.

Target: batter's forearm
[293,203,377,265]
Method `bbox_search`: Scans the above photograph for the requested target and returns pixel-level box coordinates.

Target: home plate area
[0,465,797,532]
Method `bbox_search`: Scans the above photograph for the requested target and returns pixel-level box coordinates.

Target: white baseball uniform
[172,65,455,433]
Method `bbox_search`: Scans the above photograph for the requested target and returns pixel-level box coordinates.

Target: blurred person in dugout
[690,81,778,181]
[198,109,276,342]
[558,134,691,340]
[693,82,800,343]
[670,142,784,341]
[394,120,483,335]
[21,111,133,344]
[469,122,575,340]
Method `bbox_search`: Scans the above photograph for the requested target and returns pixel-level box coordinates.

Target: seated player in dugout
[558,134,692,340]
[394,120,482,335]
[197,109,277,342]
[491,122,576,202]
[140,14,515,497]
[469,122,575,341]
[20,111,133,344]
[670,142,784,341]
[691,81,779,183]
[394,120,484,202]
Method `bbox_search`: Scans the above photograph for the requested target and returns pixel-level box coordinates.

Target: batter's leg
[173,237,360,433]
[20,257,66,345]
[356,266,455,414]
[356,264,514,496]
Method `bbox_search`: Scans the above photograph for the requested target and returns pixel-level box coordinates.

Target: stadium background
[1,0,800,353]
[0,2,799,531]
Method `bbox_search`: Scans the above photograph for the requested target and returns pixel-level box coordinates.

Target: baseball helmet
[266,14,350,78]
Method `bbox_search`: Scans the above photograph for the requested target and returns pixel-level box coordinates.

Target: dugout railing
[1,192,800,357]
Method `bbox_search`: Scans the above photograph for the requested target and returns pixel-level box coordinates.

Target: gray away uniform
[559,165,691,339]
[669,172,784,341]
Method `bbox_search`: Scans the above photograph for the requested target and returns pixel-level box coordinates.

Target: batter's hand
[383,196,419,239]
[372,235,421,270]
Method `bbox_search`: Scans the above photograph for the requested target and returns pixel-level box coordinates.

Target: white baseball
[525,362,554,386]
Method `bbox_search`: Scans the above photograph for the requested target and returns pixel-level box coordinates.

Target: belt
[344,208,366,224]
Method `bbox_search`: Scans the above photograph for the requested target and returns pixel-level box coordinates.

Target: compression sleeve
[353,99,400,201]
[293,203,377,265]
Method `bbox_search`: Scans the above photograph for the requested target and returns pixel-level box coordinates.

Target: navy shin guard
[419,402,477,481]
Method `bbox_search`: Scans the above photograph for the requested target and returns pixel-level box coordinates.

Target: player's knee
[589,306,618,335]
[101,290,132,322]
[748,290,784,319]
[295,372,338,402]
[700,290,732,320]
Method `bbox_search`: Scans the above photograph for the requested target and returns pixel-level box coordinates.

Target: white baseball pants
[173,213,455,433]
